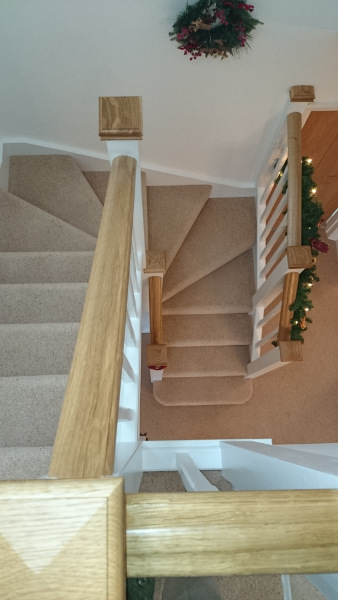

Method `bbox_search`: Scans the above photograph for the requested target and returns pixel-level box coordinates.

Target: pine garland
[289,158,324,343]
[273,158,325,344]
[169,0,263,60]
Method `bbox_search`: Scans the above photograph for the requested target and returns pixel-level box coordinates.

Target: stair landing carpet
[144,186,256,406]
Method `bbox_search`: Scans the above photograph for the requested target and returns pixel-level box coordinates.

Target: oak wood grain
[126,490,338,577]
[99,97,142,140]
[49,156,136,478]
[0,479,125,600]
[278,271,299,341]
[289,85,315,102]
[287,112,302,246]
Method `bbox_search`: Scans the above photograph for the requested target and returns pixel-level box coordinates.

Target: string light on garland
[272,156,327,346]
[288,157,327,343]
[169,0,263,60]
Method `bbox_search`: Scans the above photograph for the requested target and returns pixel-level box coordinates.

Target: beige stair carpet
[163,314,252,346]
[164,346,250,378]
[162,250,255,315]
[0,190,96,251]
[153,377,252,406]
[147,185,211,269]
[0,282,87,324]
[9,155,103,236]
[82,171,109,205]
[0,251,94,284]
[163,197,255,301]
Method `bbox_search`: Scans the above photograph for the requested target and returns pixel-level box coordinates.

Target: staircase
[146,186,256,406]
[0,155,102,480]
[0,154,256,480]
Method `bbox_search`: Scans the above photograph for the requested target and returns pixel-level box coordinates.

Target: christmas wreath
[169,0,263,59]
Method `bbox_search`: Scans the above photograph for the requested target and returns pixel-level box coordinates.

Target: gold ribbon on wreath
[189,18,212,31]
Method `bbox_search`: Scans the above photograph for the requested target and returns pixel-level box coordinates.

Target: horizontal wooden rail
[49,155,136,479]
[126,490,338,577]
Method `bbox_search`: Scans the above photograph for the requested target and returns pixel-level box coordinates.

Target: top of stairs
[147,185,211,270]
[9,155,103,237]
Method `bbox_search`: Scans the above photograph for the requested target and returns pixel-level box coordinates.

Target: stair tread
[163,250,254,315]
[163,314,252,346]
[0,446,53,480]
[0,251,94,283]
[0,322,79,377]
[0,375,67,447]
[164,346,250,377]
[147,185,211,269]
[162,197,256,301]
[9,155,103,237]
[0,189,97,252]
[153,377,252,405]
[0,282,88,323]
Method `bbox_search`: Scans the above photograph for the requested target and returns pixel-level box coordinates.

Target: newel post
[144,251,167,381]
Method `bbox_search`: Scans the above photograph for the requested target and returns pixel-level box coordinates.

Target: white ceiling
[1,0,338,194]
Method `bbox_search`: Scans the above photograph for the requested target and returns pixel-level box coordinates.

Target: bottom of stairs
[153,377,252,406]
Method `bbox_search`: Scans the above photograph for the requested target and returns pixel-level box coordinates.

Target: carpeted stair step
[147,185,211,269]
[163,314,252,346]
[0,322,79,376]
[0,283,87,323]
[0,446,53,480]
[8,155,103,236]
[0,251,94,283]
[163,250,254,315]
[163,346,250,378]
[162,197,255,301]
[0,190,97,252]
[0,375,67,447]
[153,377,252,406]
[82,171,109,205]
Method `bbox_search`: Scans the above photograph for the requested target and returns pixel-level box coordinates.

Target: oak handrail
[49,155,136,479]
[286,112,302,247]
[126,489,338,577]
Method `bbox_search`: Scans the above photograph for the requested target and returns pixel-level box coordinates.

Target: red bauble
[310,238,329,253]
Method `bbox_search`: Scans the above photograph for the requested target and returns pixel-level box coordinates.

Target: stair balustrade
[3,96,338,598]
[49,97,145,479]
[247,111,312,378]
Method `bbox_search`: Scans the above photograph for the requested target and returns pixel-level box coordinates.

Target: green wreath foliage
[169,0,263,59]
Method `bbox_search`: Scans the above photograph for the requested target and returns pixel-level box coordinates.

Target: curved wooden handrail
[49,155,136,479]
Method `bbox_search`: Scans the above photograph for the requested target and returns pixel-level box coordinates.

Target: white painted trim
[281,575,292,600]
[150,369,164,382]
[246,346,285,379]
[106,140,139,164]
[176,453,219,492]
[142,439,272,472]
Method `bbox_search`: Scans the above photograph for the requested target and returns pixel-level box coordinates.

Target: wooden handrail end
[279,340,303,362]
[287,246,313,269]
[99,96,143,140]
[147,344,167,369]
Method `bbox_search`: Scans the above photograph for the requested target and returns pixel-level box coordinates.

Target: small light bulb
[294,320,298,325]
[305,308,309,312]
[311,187,317,195]
[306,158,312,164]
